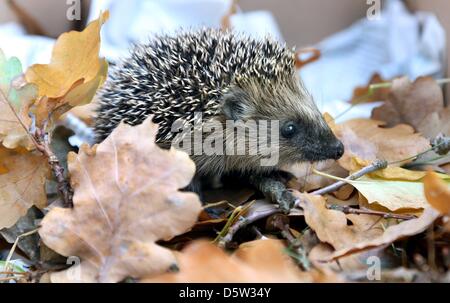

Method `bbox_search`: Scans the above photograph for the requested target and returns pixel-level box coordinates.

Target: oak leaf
[322,207,440,261]
[144,239,341,282]
[25,12,109,127]
[297,193,383,251]
[39,117,202,283]
[424,171,450,215]
[350,73,391,104]
[0,50,36,150]
[0,146,49,228]
[371,76,450,139]
[334,119,430,170]
[345,158,450,211]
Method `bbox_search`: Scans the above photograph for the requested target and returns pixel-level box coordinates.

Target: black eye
[281,122,297,138]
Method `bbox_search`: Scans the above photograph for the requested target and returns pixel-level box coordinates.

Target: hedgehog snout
[328,139,344,160]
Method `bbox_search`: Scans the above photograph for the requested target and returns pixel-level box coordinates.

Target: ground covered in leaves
[0,12,449,283]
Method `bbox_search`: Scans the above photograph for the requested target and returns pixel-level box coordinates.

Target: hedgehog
[94,28,344,211]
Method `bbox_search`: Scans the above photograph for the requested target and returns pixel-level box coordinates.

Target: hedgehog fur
[95,28,344,195]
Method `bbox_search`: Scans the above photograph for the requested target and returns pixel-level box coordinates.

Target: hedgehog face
[221,76,344,168]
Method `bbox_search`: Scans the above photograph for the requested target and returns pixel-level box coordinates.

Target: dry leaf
[0,50,36,150]
[323,207,440,261]
[39,117,202,283]
[417,108,450,139]
[370,76,450,139]
[342,158,450,211]
[334,119,430,170]
[424,171,450,215]
[144,239,341,282]
[0,146,49,228]
[350,73,391,104]
[25,12,109,126]
[297,193,383,251]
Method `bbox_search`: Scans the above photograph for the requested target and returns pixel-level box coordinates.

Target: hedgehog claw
[249,173,296,212]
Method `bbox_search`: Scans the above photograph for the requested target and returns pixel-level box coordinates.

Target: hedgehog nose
[332,140,345,160]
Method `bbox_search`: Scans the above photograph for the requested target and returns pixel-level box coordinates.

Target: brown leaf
[39,117,202,283]
[424,171,450,215]
[144,239,341,282]
[417,108,450,139]
[350,73,391,104]
[297,193,384,251]
[323,207,440,261]
[371,77,444,131]
[0,147,49,228]
[334,119,430,170]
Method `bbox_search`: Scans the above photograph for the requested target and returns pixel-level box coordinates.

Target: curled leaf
[424,171,450,215]
[25,12,109,127]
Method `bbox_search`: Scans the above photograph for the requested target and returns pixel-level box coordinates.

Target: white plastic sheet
[300,0,446,121]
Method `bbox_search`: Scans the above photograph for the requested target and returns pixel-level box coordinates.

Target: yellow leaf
[26,11,108,98]
[424,171,450,215]
[39,116,202,283]
[25,12,109,127]
[0,146,49,228]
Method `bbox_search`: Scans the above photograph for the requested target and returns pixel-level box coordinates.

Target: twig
[310,159,388,196]
[327,204,416,220]
[0,89,73,207]
[218,207,282,248]
[3,228,39,275]
[431,134,450,156]
[269,214,311,270]
[34,128,73,208]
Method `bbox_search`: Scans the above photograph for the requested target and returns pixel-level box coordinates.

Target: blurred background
[0,0,448,120]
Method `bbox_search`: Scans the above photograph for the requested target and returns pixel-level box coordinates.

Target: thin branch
[218,207,282,248]
[0,89,40,148]
[310,159,388,196]
[327,204,416,220]
[3,228,39,275]
[34,128,73,208]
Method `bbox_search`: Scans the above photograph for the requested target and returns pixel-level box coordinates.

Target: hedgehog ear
[222,90,249,121]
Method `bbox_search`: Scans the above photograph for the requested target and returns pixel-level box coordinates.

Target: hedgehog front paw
[249,173,297,213]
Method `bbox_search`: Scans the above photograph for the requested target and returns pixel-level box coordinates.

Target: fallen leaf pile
[0,11,449,284]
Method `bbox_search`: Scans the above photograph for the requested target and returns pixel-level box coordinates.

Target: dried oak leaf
[424,171,450,215]
[297,193,384,251]
[350,73,391,104]
[417,108,450,139]
[144,239,341,282]
[25,12,109,127]
[345,158,450,211]
[323,207,440,261]
[334,119,430,170]
[0,50,36,150]
[0,147,49,228]
[39,117,202,283]
[371,77,444,132]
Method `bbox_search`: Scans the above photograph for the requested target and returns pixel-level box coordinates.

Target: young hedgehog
[95,28,344,211]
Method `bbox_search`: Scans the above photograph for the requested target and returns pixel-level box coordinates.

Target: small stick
[327,204,416,220]
[311,159,388,196]
[218,207,282,248]
[3,228,39,275]
[269,214,311,270]
[34,128,73,208]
